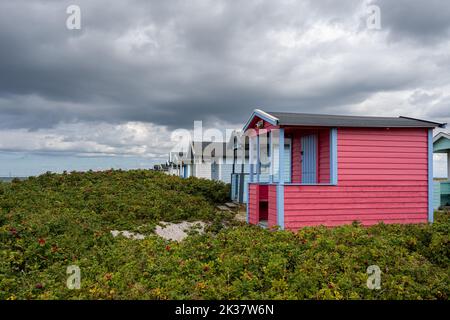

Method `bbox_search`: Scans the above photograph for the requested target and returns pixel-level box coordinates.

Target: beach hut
[433,132,450,209]
[243,109,446,230]
[229,130,250,203]
[169,141,234,183]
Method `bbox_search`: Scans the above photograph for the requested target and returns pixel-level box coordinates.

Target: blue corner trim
[277,184,284,230]
[246,136,253,223]
[277,128,285,229]
[249,136,254,183]
[246,183,250,223]
[428,129,434,223]
[256,134,260,183]
[279,129,285,184]
[269,131,274,183]
[330,128,338,185]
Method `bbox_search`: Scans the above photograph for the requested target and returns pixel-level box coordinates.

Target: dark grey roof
[191,141,228,159]
[192,141,227,152]
[265,111,446,128]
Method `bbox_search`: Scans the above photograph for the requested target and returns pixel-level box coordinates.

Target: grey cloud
[370,0,450,43]
[0,0,449,135]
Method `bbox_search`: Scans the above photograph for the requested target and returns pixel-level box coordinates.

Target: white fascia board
[242,108,279,132]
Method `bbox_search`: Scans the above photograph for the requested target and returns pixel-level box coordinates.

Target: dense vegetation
[0,170,448,300]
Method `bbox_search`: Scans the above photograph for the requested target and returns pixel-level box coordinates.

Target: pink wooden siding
[268,185,278,228]
[291,134,302,183]
[248,184,259,224]
[318,129,330,183]
[248,184,271,224]
[284,127,429,230]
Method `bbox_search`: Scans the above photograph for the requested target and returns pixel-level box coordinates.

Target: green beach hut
[433,132,450,209]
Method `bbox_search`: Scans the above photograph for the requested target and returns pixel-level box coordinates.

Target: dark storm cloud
[0,0,449,132]
[370,0,450,43]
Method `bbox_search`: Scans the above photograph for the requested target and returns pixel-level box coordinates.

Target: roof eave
[398,116,447,128]
[277,123,442,128]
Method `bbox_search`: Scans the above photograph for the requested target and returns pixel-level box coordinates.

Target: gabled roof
[169,141,229,164]
[189,141,228,160]
[433,132,450,153]
[243,109,447,131]
[433,132,450,143]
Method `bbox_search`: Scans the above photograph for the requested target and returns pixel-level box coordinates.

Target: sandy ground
[234,211,247,222]
[110,205,245,242]
[154,221,206,241]
[110,230,146,240]
[110,221,207,242]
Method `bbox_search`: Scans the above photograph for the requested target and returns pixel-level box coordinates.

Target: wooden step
[216,205,232,212]
[225,202,238,209]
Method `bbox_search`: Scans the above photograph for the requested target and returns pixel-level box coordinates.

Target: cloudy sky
[0,0,449,176]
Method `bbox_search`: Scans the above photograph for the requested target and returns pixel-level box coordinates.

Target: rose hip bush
[0,170,230,228]
[0,170,448,300]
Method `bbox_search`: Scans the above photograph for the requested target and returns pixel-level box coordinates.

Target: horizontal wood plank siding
[319,129,330,183]
[193,162,212,179]
[268,185,278,228]
[284,127,429,230]
[248,184,259,224]
[291,134,302,183]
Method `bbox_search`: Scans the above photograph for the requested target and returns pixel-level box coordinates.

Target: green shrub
[0,170,448,300]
